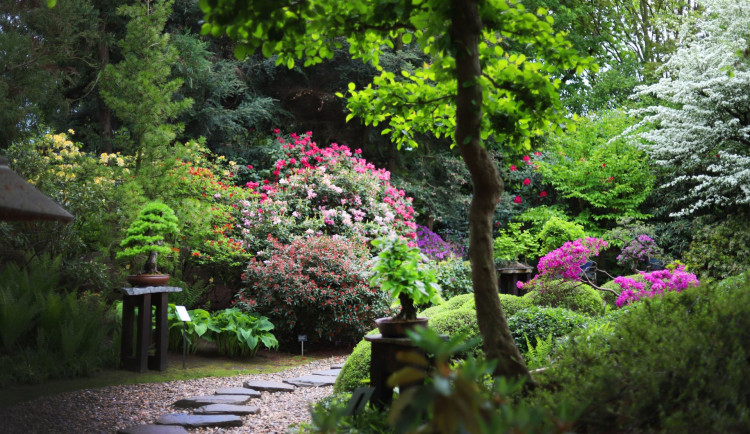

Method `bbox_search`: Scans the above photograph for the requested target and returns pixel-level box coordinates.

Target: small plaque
[298,334,307,342]
[175,305,191,322]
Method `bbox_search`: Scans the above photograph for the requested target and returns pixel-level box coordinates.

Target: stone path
[116,364,343,433]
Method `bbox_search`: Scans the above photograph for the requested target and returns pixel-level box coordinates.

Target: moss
[523,280,604,316]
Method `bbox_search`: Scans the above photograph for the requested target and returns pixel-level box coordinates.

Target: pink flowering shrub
[614,265,700,307]
[236,132,417,254]
[519,237,700,309]
[235,235,391,346]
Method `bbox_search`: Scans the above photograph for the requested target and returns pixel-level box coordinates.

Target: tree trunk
[450,0,531,380]
[144,251,158,274]
[98,16,113,153]
[396,292,417,320]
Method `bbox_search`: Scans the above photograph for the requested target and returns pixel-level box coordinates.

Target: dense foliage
[0,257,118,387]
[534,275,750,432]
[629,0,750,217]
[167,306,278,357]
[237,235,390,346]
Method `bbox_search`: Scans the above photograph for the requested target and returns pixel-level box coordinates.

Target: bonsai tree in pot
[370,236,442,335]
[117,201,179,285]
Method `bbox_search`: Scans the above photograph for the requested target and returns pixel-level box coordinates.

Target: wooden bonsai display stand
[119,286,182,372]
[365,333,447,408]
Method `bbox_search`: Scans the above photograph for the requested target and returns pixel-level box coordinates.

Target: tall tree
[629,0,750,217]
[201,0,592,379]
[99,0,191,168]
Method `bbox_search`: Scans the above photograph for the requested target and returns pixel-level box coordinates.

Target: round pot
[375,317,429,338]
[127,274,170,287]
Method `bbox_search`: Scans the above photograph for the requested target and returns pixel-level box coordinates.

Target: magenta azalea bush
[614,265,700,307]
[519,237,699,309]
[520,238,609,290]
[235,234,391,346]
[236,132,417,254]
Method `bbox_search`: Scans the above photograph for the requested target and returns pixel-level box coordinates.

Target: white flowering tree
[629,0,750,216]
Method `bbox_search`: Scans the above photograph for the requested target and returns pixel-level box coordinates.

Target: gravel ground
[0,355,347,434]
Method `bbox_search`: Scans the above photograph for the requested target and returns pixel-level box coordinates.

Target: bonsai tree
[117,201,179,275]
[370,236,442,320]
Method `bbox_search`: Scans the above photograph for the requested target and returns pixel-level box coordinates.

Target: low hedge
[333,293,538,393]
[522,279,605,316]
[533,273,750,432]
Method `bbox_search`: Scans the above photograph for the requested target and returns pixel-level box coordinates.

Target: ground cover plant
[166,306,278,357]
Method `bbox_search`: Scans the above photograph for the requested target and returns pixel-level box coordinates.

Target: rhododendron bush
[236,235,391,345]
[235,132,417,254]
[519,238,699,307]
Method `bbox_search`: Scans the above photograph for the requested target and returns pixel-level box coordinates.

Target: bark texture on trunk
[450,0,530,380]
[98,18,113,153]
[144,251,158,274]
[396,292,417,320]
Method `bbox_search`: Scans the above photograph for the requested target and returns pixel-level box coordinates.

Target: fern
[524,334,557,370]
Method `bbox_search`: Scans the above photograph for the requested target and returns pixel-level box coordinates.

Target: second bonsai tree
[117,201,179,275]
[370,235,442,321]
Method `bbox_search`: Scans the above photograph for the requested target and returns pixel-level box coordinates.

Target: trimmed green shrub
[522,279,605,316]
[533,274,750,432]
[333,335,375,393]
[507,306,588,353]
[434,258,473,299]
[682,212,750,279]
[334,293,534,393]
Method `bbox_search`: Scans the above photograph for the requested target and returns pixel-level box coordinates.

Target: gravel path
[0,355,347,434]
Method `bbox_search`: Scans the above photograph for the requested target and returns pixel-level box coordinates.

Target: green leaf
[402,32,413,45]
[46,0,57,7]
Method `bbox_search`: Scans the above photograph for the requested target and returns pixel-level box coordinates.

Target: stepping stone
[284,375,336,387]
[331,363,345,369]
[313,369,341,376]
[214,387,261,398]
[243,379,296,392]
[174,395,251,408]
[156,414,243,428]
[194,404,261,416]
[117,425,189,434]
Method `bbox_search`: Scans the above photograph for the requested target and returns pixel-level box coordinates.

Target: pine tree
[99,0,192,169]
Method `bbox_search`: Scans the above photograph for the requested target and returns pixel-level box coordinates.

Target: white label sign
[175,305,191,322]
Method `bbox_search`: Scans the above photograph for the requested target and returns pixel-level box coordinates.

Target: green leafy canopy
[200,0,596,151]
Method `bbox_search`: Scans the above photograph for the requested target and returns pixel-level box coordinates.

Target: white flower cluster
[628,0,750,216]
